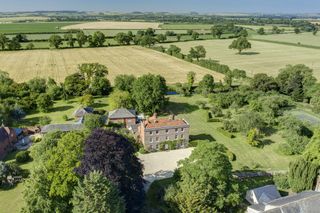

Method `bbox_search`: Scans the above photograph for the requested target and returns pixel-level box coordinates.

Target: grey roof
[41,124,84,133]
[248,191,320,213]
[108,108,136,119]
[246,185,281,205]
[73,107,94,118]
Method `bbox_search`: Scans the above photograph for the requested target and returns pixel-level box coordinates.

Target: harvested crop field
[162,39,320,79]
[0,46,223,84]
[62,21,161,30]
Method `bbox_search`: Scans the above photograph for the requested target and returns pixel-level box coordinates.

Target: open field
[0,46,223,84]
[162,39,320,78]
[251,32,320,48]
[0,16,49,23]
[160,23,213,30]
[0,22,79,34]
[62,21,162,30]
[166,95,295,170]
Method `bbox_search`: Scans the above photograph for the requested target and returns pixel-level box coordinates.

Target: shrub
[226,150,236,161]
[222,120,237,133]
[16,151,31,163]
[62,114,68,121]
[247,128,262,147]
[278,144,294,155]
[39,116,51,126]
[273,174,290,189]
[195,100,206,109]
[139,147,147,154]
[210,105,223,117]
[206,111,213,122]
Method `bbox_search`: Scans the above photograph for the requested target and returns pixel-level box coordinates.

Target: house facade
[108,108,137,128]
[138,114,190,151]
[0,127,17,160]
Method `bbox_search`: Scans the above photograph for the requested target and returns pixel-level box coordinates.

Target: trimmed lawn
[18,96,110,126]
[166,95,296,171]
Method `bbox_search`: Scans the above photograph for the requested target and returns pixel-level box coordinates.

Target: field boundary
[250,38,320,50]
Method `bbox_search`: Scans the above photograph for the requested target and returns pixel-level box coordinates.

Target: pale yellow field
[0,16,49,23]
[162,39,320,79]
[0,46,223,84]
[62,21,161,30]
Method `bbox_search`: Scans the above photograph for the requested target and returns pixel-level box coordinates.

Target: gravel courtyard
[139,148,193,183]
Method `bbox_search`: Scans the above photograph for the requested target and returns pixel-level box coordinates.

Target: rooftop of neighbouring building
[73,107,94,118]
[41,124,84,134]
[108,108,136,119]
[247,190,320,213]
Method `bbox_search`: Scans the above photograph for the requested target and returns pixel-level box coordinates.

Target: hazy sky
[0,0,320,13]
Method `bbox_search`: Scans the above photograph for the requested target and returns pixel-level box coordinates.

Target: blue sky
[0,0,320,13]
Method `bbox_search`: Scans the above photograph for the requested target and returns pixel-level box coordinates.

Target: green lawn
[166,95,295,171]
[0,22,80,34]
[0,150,36,213]
[18,96,110,127]
[251,32,320,48]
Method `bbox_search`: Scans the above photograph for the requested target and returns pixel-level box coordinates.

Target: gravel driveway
[138,148,193,184]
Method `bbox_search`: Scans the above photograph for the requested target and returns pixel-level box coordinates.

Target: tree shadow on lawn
[50,105,73,113]
[239,52,260,55]
[20,116,41,126]
[261,139,275,147]
[262,127,278,137]
[164,102,199,115]
[92,102,108,109]
[190,134,216,142]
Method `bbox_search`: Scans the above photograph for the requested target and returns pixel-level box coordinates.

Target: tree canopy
[71,171,126,213]
[132,74,167,114]
[165,143,241,212]
[76,129,145,212]
[229,37,251,54]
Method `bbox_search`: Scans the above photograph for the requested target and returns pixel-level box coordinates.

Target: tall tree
[92,31,106,47]
[191,31,200,40]
[197,74,214,96]
[71,171,125,213]
[114,74,136,92]
[0,34,9,50]
[36,93,54,112]
[76,31,87,47]
[187,71,196,88]
[109,90,133,110]
[257,27,265,35]
[167,45,181,56]
[132,74,167,114]
[189,45,206,61]
[165,143,241,212]
[49,35,63,49]
[64,33,75,47]
[211,25,224,38]
[229,37,251,54]
[76,129,145,212]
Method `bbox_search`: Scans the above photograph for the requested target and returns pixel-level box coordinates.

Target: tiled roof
[41,124,84,133]
[246,185,281,205]
[73,107,94,117]
[145,118,188,129]
[108,108,136,119]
